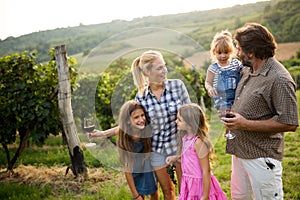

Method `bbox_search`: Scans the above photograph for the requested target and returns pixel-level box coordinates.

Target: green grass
[0,183,52,200]
[2,129,298,199]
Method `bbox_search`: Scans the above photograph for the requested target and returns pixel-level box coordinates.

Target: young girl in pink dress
[166,103,228,200]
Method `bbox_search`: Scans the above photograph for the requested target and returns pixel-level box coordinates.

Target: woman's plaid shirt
[135,79,191,155]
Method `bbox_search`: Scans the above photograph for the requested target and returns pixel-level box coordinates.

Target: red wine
[84,125,95,133]
[225,113,235,118]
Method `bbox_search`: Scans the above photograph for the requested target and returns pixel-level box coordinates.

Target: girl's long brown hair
[177,103,214,158]
[117,100,152,167]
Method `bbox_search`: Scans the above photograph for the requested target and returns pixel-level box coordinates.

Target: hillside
[276,42,300,61]
[0,0,299,64]
[186,42,300,68]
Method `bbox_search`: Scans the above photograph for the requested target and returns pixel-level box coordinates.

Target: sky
[1,0,268,40]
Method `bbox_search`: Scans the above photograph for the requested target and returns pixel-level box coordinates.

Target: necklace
[150,87,164,100]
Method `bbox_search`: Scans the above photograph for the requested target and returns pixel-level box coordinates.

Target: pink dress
[179,135,228,200]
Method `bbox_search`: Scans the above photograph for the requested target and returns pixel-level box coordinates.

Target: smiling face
[129,108,147,131]
[147,57,168,84]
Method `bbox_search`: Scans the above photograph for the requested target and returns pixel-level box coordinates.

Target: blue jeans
[214,69,240,110]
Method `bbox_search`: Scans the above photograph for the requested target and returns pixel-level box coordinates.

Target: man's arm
[223,112,298,133]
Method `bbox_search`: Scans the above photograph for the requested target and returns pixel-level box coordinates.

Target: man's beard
[240,54,253,70]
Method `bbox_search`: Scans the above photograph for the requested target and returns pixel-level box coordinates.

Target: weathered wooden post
[55,44,87,178]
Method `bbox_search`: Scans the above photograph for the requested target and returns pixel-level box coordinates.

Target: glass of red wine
[84,117,96,147]
[220,109,236,139]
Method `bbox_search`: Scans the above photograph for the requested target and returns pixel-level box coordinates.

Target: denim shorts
[150,151,176,167]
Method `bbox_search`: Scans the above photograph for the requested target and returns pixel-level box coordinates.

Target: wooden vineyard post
[55,45,87,178]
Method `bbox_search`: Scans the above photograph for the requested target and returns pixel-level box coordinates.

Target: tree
[0,50,76,171]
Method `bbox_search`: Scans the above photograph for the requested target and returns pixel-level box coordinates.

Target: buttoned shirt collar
[250,57,274,77]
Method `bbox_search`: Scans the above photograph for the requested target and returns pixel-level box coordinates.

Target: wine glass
[83,117,96,147]
[219,109,236,139]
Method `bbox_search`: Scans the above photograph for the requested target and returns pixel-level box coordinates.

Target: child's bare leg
[150,189,160,200]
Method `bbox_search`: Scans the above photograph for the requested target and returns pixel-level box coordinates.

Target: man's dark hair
[234,23,277,60]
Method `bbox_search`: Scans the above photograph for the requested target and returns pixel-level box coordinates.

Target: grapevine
[166,164,177,185]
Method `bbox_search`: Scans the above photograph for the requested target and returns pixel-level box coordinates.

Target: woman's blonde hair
[210,30,234,61]
[131,50,164,95]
